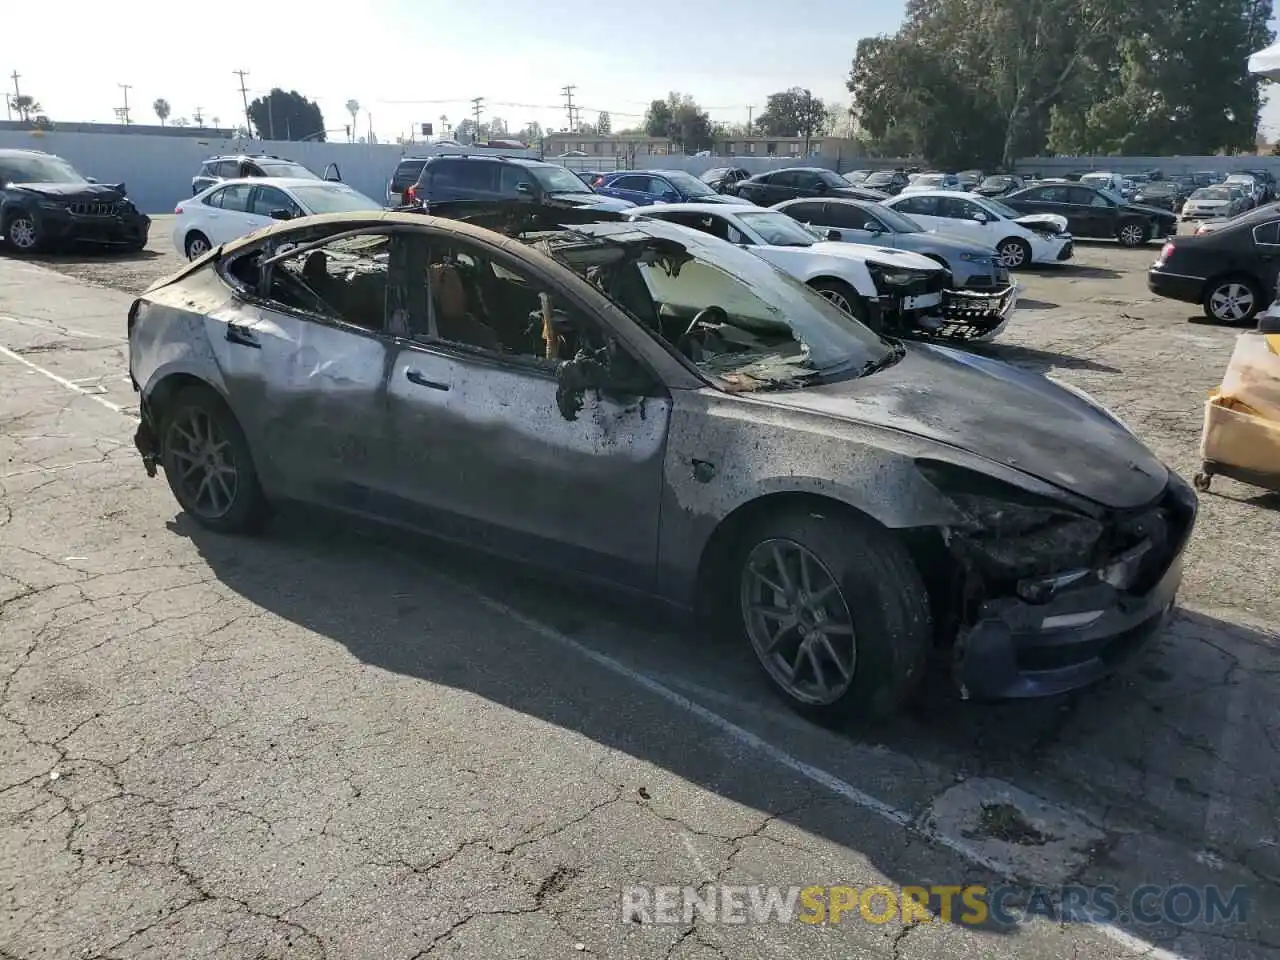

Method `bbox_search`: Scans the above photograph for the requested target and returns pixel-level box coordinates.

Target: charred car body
[1,149,150,253]
[126,206,1196,721]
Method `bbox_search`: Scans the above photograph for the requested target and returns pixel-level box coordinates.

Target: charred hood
[759,343,1168,510]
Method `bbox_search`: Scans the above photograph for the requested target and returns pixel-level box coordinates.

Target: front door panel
[385,342,670,588]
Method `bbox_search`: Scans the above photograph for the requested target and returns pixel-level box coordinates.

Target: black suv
[191,154,335,195]
[409,154,636,212]
[1,148,150,254]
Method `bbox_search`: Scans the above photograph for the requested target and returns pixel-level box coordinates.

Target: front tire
[808,278,874,329]
[1203,276,1263,325]
[996,237,1031,270]
[735,506,932,723]
[4,212,42,254]
[159,386,268,534]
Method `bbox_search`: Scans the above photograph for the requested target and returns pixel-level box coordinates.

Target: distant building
[543,132,676,157]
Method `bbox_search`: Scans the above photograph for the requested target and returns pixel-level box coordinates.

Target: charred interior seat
[430,262,502,352]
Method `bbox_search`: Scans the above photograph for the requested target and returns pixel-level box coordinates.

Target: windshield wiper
[861,341,906,377]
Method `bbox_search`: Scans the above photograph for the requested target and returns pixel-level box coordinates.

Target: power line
[117,84,132,125]
[5,70,17,121]
[470,96,484,130]
[233,69,251,134]
[192,106,204,127]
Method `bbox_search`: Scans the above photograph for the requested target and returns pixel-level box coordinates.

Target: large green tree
[756,87,829,139]
[848,0,1274,167]
[247,88,325,142]
[644,92,714,151]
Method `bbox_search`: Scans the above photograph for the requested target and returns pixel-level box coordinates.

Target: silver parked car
[126,207,1197,722]
[1181,186,1247,221]
[772,197,1013,291]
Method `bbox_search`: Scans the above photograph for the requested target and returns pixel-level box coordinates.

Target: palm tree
[211,115,220,128]
[10,94,40,122]
[153,98,171,126]
[345,99,360,141]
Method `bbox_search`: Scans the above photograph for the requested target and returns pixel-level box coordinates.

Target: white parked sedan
[627,203,1016,341]
[172,177,383,259]
[881,190,1074,269]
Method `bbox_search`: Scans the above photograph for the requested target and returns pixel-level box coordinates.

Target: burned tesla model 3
[126,208,1196,721]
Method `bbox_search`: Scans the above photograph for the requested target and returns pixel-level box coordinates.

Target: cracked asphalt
[2,221,1279,959]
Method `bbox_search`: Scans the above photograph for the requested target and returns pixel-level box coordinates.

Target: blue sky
[6,0,1277,143]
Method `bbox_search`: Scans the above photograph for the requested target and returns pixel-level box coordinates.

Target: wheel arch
[142,370,231,425]
[1200,270,1269,306]
[807,273,873,300]
[692,490,955,637]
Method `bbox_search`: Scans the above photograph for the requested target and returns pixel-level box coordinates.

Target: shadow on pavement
[1024,263,1123,281]
[26,248,161,264]
[170,503,1280,953]
[971,341,1121,374]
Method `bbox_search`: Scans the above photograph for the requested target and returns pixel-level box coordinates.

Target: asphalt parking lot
[2,216,1279,960]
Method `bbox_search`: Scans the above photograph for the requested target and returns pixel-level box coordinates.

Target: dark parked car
[862,170,910,195]
[191,154,330,196]
[972,175,1025,198]
[593,169,754,206]
[127,207,1196,722]
[1131,179,1190,214]
[699,166,752,193]
[0,148,150,253]
[843,169,873,184]
[387,156,429,207]
[1148,207,1280,323]
[734,167,889,205]
[409,154,635,212]
[1002,182,1177,246]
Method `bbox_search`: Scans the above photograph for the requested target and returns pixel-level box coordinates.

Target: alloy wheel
[1119,223,1146,246]
[7,217,37,250]
[187,235,210,259]
[1208,283,1255,322]
[740,538,857,706]
[997,241,1026,268]
[165,408,239,520]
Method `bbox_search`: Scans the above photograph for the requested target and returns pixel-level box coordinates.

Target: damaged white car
[882,190,1074,269]
[628,204,1016,343]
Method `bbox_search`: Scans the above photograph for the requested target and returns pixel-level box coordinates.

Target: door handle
[225,323,259,348]
[405,369,449,391]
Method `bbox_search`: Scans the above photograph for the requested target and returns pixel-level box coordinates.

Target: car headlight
[917,461,1105,582]
[866,261,935,287]
[1045,375,1136,436]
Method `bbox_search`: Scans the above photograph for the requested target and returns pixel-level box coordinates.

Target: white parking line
[0,314,126,342]
[0,344,138,421]
[0,346,1191,960]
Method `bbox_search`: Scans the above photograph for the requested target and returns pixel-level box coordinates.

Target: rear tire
[159,386,268,534]
[184,231,212,260]
[996,237,1031,269]
[1202,276,1263,325]
[1117,220,1149,247]
[734,506,932,724]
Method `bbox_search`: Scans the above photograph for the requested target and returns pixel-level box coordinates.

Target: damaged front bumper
[880,284,1018,343]
[948,473,1197,700]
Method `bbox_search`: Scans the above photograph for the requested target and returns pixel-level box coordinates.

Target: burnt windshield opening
[532,221,898,391]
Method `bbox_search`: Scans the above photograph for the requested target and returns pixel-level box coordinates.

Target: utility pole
[233,69,251,135]
[470,96,484,141]
[192,106,204,127]
[367,112,374,144]
[6,71,18,121]
[117,84,132,124]
[561,85,576,133]
[746,105,753,133]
